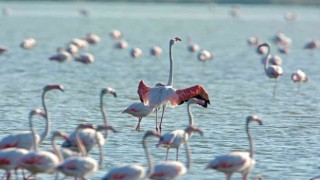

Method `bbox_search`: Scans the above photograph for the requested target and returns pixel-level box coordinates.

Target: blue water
[0,2,319,179]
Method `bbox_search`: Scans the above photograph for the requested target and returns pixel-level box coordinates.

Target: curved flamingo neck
[167,42,174,87]
[29,114,38,152]
[187,104,194,137]
[246,121,254,159]
[143,136,154,178]
[263,44,271,71]
[40,90,50,144]
[75,128,87,157]
[184,138,191,169]
[52,134,63,162]
[96,130,104,168]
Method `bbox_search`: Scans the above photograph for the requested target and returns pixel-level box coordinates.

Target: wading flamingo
[0,85,64,149]
[0,46,9,54]
[197,49,214,62]
[0,148,28,180]
[57,124,101,179]
[17,109,60,178]
[20,38,36,49]
[86,33,101,45]
[257,43,283,98]
[74,53,94,64]
[114,40,128,49]
[49,50,71,63]
[291,69,308,93]
[157,99,205,161]
[206,115,263,180]
[150,46,162,57]
[110,29,123,40]
[62,88,117,152]
[101,130,161,180]
[123,102,155,131]
[150,125,203,180]
[138,37,210,132]
[187,36,200,53]
[130,48,143,58]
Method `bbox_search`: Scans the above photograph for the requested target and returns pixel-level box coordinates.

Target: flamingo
[0,148,28,180]
[0,85,64,150]
[257,43,283,98]
[206,115,263,180]
[20,38,36,49]
[197,49,213,62]
[284,12,297,21]
[62,88,117,152]
[56,124,107,179]
[110,29,123,40]
[123,102,155,131]
[311,175,320,180]
[101,130,161,180]
[49,50,71,63]
[150,125,203,180]
[304,40,319,51]
[0,46,9,54]
[70,38,88,49]
[157,99,205,161]
[187,36,200,53]
[291,69,308,93]
[17,109,60,177]
[247,37,259,46]
[86,33,101,45]
[260,55,282,66]
[65,43,79,55]
[114,40,128,49]
[130,48,143,58]
[74,53,94,64]
[138,37,210,132]
[150,46,162,57]
[48,131,79,161]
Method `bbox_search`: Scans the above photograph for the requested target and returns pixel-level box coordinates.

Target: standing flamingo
[74,53,94,64]
[123,102,155,131]
[20,38,37,49]
[206,115,263,180]
[150,46,162,57]
[0,148,28,180]
[56,124,101,179]
[150,125,203,180]
[257,43,283,98]
[101,130,161,180]
[138,37,210,132]
[157,98,205,161]
[49,50,71,63]
[130,48,143,58]
[0,85,64,149]
[17,109,60,177]
[62,88,117,152]
[291,69,308,93]
[187,36,200,53]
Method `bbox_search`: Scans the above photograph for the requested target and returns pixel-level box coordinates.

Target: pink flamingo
[197,49,213,62]
[157,98,205,161]
[291,69,308,93]
[304,40,319,52]
[74,53,94,64]
[62,88,117,152]
[110,29,123,40]
[101,130,161,180]
[0,148,28,180]
[114,40,128,49]
[0,46,9,54]
[206,115,263,180]
[70,38,88,49]
[49,50,71,63]
[247,37,259,46]
[0,85,64,150]
[138,37,210,132]
[257,43,283,98]
[57,124,101,179]
[20,38,36,49]
[187,36,200,53]
[150,46,162,57]
[86,33,101,45]
[150,125,203,180]
[17,109,60,177]
[130,48,143,58]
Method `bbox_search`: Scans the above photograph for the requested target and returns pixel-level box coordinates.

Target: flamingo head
[185,125,204,136]
[170,37,182,46]
[143,130,162,141]
[257,43,270,55]
[246,115,263,125]
[44,84,64,92]
[101,87,117,98]
[96,125,117,133]
[29,108,46,118]
[187,98,206,106]
[76,123,95,130]
[52,130,69,141]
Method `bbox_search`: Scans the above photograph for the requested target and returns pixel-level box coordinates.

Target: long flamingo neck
[100,94,108,140]
[143,137,154,177]
[29,114,38,152]
[75,128,87,157]
[40,91,50,144]
[52,135,63,162]
[184,139,191,169]
[187,105,194,137]
[246,122,254,158]
[264,45,271,71]
[96,131,104,167]
[167,43,173,86]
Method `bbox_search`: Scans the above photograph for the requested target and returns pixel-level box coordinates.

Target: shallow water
[0,2,319,179]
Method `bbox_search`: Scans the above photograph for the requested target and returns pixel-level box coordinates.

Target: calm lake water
[0,2,319,179]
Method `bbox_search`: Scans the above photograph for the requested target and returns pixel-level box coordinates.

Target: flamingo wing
[175,85,210,107]
[103,164,145,180]
[150,161,187,180]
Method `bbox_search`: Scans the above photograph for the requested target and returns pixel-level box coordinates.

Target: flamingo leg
[297,82,301,94]
[155,109,159,132]
[272,78,278,98]
[135,117,142,131]
[226,174,232,180]
[242,173,248,180]
[6,172,10,180]
[159,105,167,133]
[176,148,179,161]
[165,148,170,161]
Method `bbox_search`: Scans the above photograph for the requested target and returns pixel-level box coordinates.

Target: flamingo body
[57,156,98,178]
[131,48,143,58]
[103,164,146,180]
[265,65,283,78]
[0,148,28,172]
[74,53,94,64]
[291,69,308,83]
[49,50,71,63]
[150,161,187,180]
[197,49,213,61]
[20,38,36,49]
[0,46,9,54]
[123,102,155,131]
[150,46,162,56]
[86,33,101,45]
[0,131,40,150]
[206,151,255,175]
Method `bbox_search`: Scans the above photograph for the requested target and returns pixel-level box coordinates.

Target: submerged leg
[159,105,167,133]
[176,148,179,161]
[135,117,142,131]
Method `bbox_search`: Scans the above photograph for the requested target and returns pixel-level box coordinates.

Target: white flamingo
[247,37,259,46]
[0,148,28,180]
[197,49,213,62]
[17,109,60,177]
[0,85,64,150]
[110,29,123,40]
[114,40,128,49]
[138,37,210,132]
[101,130,161,180]
[0,46,9,54]
[20,38,36,49]
[123,102,155,131]
[150,126,203,180]
[257,43,283,98]
[86,33,101,45]
[70,38,88,49]
[56,124,101,179]
[187,36,200,53]
[291,69,308,93]
[62,88,117,152]
[74,53,94,64]
[150,46,162,57]
[49,50,71,63]
[206,115,263,180]
[157,98,205,161]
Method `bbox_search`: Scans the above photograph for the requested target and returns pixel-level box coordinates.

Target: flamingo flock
[0,4,318,179]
